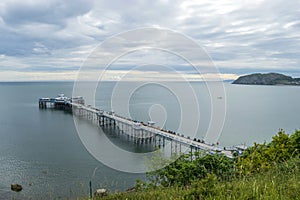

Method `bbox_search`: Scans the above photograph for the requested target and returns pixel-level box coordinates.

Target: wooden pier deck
[39,95,243,158]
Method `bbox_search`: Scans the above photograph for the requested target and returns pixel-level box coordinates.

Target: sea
[0,81,299,199]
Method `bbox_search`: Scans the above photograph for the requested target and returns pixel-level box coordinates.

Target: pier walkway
[39,95,245,158]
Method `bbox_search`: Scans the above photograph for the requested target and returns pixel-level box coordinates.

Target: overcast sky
[0,0,299,81]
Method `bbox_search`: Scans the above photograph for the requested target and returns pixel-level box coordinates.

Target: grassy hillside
[102,159,299,199]
[93,130,300,200]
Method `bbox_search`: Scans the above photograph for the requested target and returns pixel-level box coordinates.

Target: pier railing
[39,94,246,158]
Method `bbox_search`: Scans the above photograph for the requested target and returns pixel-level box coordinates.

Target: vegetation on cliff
[94,130,300,200]
[233,73,300,85]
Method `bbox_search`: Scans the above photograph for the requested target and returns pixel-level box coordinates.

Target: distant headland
[232,73,300,85]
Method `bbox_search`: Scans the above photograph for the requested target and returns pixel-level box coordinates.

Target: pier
[39,94,245,158]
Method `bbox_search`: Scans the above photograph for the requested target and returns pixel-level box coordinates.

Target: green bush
[146,153,234,187]
[237,130,300,175]
[93,130,300,200]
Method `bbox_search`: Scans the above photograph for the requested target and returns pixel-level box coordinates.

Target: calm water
[0,81,299,199]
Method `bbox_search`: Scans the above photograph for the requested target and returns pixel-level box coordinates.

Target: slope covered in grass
[94,130,300,200]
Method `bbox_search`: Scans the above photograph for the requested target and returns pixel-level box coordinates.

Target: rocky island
[232,73,300,85]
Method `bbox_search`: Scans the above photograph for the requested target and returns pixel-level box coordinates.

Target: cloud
[0,0,94,56]
[0,0,299,81]
[1,0,94,25]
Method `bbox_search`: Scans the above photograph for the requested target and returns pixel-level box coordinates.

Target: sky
[0,0,300,81]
